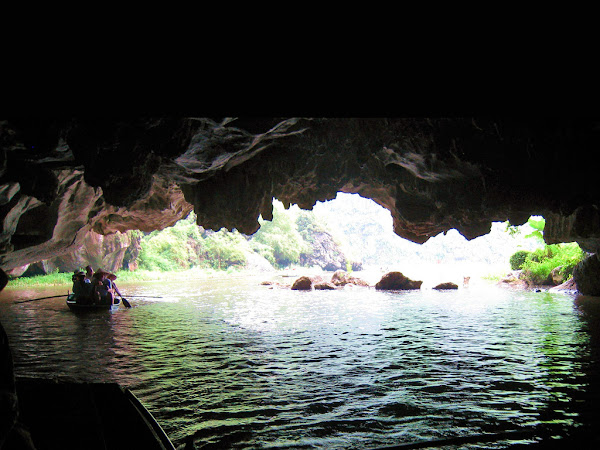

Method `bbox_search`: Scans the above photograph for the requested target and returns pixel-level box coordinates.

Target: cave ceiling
[1,117,600,272]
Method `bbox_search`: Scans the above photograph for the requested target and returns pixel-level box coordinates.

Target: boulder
[433,282,458,290]
[331,270,369,287]
[291,276,313,290]
[244,252,275,273]
[573,254,600,296]
[498,271,529,289]
[375,271,422,290]
[549,277,578,292]
[314,281,336,290]
[550,266,566,285]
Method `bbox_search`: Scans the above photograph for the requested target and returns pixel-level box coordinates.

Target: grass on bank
[5,267,246,289]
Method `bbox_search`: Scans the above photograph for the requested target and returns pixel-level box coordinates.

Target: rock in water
[375,271,422,290]
[331,270,370,287]
[433,282,458,290]
[291,276,313,290]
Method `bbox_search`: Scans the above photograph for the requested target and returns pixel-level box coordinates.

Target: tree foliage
[250,202,310,268]
[136,202,335,272]
[507,216,585,283]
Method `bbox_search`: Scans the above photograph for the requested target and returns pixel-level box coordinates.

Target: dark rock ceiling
[1,117,600,273]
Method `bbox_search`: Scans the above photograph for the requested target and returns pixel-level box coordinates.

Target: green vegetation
[137,213,254,271]
[6,270,73,288]
[520,243,585,284]
[4,267,242,289]
[507,216,586,284]
[137,201,337,272]
[510,250,531,270]
[250,203,310,268]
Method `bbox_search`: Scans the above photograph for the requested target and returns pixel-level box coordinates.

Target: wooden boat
[66,293,120,312]
[15,377,176,450]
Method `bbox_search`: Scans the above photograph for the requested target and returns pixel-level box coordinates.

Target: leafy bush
[521,243,585,284]
[510,250,531,270]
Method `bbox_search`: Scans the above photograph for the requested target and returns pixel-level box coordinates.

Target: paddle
[110,282,131,308]
[119,295,131,308]
[122,295,163,298]
[14,294,68,304]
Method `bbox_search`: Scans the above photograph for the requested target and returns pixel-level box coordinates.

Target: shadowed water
[1,275,599,449]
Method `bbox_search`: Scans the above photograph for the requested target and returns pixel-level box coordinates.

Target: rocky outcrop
[433,282,458,290]
[298,229,348,271]
[243,252,276,273]
[375,272,422,290]
[550,278,578,293]
[550,266,566,286]
[330,270,369,287]
[2,117,600,287]
[573,254,600,296]
[291,276,313,290]
[314,281,336,290]
[289,271,369,291]
[498,271,530,289]
[6,229,139,276]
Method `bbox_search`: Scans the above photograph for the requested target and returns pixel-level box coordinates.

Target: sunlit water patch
[1,275,599,448]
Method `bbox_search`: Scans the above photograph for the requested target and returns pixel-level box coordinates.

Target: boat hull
[66,293,119,312]
[15,377,176,450]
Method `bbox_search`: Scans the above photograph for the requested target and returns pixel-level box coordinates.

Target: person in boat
[72,269,94,304]
[84,265,94,283]
[91,270,115,305]
[72,271,85,295]
[72,270,91,304]
[104,272,124,300]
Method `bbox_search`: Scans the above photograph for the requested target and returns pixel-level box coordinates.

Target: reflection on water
[1,275,600,448]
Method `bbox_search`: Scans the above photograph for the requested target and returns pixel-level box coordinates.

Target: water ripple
[2,278,599,448]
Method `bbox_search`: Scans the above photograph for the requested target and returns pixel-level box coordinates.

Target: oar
[111,282,131,308]
[14,294,68,304]
[119,294,131,308]
[122,295,163,298]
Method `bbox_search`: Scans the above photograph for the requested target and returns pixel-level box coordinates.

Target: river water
[1,273,600,449]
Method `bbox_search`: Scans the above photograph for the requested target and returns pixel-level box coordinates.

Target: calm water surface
[1,274,600,449]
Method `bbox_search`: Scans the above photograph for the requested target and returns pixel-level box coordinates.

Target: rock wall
[1,117,600,291]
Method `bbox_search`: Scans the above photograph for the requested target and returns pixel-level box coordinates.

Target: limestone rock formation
[6,229,139,276]
[298,229,348,272]
[2,117,600,291]
[573,254,600,296]
[291,276,313,290]
[330,270,369,287]
[375,272,422,290]
[314,281,336,290]
[549,278,578,293]
[433,282,459,290]
[498,271,530,289]
[550,266,566,286]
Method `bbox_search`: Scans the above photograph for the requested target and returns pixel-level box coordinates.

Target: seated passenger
[105,272,123,299]
[72,271,93,304]
[84,265,94,283]
[92,270,115,305]
[71,271,86,296]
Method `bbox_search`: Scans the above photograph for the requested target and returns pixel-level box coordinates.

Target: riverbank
[4,267,246,289]
[5,262,512,290]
